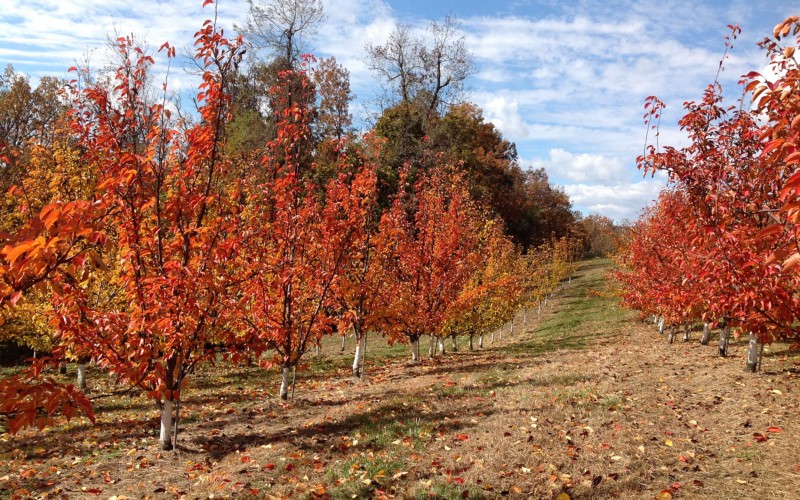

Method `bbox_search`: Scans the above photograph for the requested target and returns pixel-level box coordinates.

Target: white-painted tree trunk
[279,366,291,400]
[683,324,690,342]
[510,319,514,336]
[160,399,174,451]
[700,322,711,345]
[411,338,420,362]
[568,276,572,284]
[668,326,676,344]
[657,316,665,335]
[352,337,363,378]
[478,334,483,348]
[77,363,87,391]
[523,309,527,325]
[538,302,542,315]
[341,334,346,352]
[315,343,321,356]
[718,325,730,357]
[746,332,759,373]
[491,331,495,343]
[451,336,457,351]
[437,337,445,355]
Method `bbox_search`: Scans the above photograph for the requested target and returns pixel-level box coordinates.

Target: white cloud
[564,179,667,222]
[538,149,627,184]
[482,95,529,138]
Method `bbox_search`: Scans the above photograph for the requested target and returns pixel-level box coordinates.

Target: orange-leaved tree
[233,65,378,398]
[381,163,485,361]
[52,1,247,450]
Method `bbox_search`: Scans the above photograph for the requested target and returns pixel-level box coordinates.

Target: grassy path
[2,259,800,499]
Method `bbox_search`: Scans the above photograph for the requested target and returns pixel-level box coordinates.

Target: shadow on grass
[184,393,498,462]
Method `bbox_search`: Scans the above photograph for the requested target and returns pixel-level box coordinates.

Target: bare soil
[2,259,799,499]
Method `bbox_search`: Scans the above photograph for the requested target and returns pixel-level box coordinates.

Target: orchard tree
[380,164,484,361]
[233,67,377,399]
[51,3,250,450]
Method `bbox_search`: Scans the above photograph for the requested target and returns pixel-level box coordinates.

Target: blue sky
[1,0,795,221]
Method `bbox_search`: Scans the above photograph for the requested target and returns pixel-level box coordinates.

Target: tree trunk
[491,331,495,343]
[59,363,67,375]
[538,302,542,315]
[668,326,676,344]
[746,332,759,373]
[411,337,420,362]
[172,397,181,451]
[159,399,174,451]
[361,331,368,379]
[451,336,457,352]
[657,316,665,335]
[523,309,527,325]
[77,363,87,391]
[468,335,474,351]
[510,319,514,336]
[682,324,690,342]
[352,336,363,378]
[279,366,291,400]
[437,336,445,355]
[700,322,711,345]
[718,325,729,357]
[340,334,346,353]
[478,334,483,349]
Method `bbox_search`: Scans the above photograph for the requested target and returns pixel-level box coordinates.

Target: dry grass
[2,258,800,499]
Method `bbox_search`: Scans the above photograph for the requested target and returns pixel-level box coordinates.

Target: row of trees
[0,1,579,449]
[616,19,800,370]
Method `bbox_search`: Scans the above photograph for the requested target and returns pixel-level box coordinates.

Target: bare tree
[238,0,324,68]
[366,23,421,105]
[420,16,472,113]
[365,16,472,114]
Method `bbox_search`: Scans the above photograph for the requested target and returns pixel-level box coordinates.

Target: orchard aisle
[2,260,799,499]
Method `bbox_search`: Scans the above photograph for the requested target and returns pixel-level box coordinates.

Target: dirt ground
[2,259,799,499]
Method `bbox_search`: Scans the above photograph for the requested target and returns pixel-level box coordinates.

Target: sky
[1,0,795,222]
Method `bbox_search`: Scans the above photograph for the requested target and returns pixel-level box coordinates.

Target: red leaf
[455,433,470,441]
[767,426,782,433]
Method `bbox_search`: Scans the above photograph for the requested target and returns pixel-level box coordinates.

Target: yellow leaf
[556,493,570,500]
[665,439,673,447]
